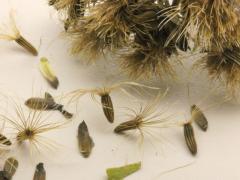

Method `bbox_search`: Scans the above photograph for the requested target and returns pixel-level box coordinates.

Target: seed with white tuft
[184,122,197,155]
[101,94,114,123]
[191,105,208,131]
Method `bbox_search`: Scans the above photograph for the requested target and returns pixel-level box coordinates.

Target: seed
[114,118,141,134]
[39,58,59,89]
[0,134,12,146]
[78,121,94,158]
[15,35,38,56]
[3,157,18,179]
[101,94,114,123]
[33,163,46,180]
[191,105,208,131]
[184,122,197,155]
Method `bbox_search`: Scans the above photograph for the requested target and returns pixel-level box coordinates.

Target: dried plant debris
[2,157,19,180]
[184,122,197,155]
[191,105,208,131]
[65,82,159,123]
[78,121,94,158]
[25,92,73,119]
[106,162,141,180]
[33,163,46,180]
[0,12,38,56]
[39,57,59,89]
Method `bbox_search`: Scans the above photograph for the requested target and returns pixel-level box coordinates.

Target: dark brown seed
[114,118,141,134]
[184,122,197,155]
[3,157,18,179]
[33,163,46,180]
[101,94,114,123]
[0,134,11,146]
[15,35,38,56]
[191,105,208,131]
[78,121,94,158]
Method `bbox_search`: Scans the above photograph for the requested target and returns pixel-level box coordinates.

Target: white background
[0,0,240,180]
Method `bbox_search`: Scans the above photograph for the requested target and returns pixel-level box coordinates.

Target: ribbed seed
[184,123,197,155]
[3,157,18,179]
[114,119,140,134]
[0,134,12,146]
[15,35,38,56]
[101,94,114,123]
[191,105,208,131]
[33,163,46,180]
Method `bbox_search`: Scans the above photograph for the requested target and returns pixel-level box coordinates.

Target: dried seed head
[184,122,197,155]
[198,46,240,96]
[191,104,208,131]
[101,94,114,123]
[39,58,59,89]
[68,0,136,60]
[78,121,94,158]
[3,157,19,179]
[159,0,240,51]
[33,163,46,180]
[0,12,38,56]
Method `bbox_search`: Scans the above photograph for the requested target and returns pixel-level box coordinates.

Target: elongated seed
[101,94,114,123]
[184,123,197,155]
[3,157,18,179]
[191,105,208,131]
[0,134,11,146]
[78,121,94,158]
[15,35,38,56]
[33,163,46,180]
[114,118,140,134]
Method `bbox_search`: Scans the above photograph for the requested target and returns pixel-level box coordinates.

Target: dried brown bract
[191,104,208,131]
[33,163,46,180]
[184,122,197,155]
[0,12,38,56]
[78,120,94,158]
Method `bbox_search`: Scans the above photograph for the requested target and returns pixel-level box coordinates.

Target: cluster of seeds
[48,0,240,96]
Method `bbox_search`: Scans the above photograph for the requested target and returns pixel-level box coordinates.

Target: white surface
[0,1,240,180]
